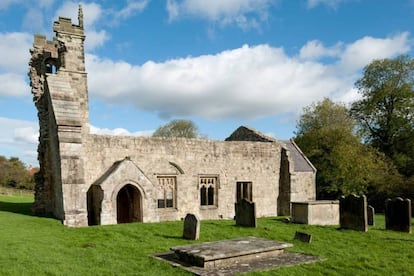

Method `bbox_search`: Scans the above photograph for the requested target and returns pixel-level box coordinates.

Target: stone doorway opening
[117,184,142,223]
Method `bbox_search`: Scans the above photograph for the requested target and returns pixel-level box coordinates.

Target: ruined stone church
[29,8,316,227]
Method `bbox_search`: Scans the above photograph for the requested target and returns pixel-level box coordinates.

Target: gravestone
[235,198,257,227]
[339,194,368,232]
[385,197,411,233]
[367,205,375,226]
[294,231,312,243]
[183,213,200,240]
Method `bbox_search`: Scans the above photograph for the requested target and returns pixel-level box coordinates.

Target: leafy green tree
[152,119,200,138]
[351,55,414,177]
[295,98,399,199]
[0,156,35,190]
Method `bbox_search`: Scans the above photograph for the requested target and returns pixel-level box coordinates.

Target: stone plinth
[292,200,339,225]
[171,236,292,268]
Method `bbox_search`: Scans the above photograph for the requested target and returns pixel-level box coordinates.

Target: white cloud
[85,30,109,50]
[22,8,45,31]
[0,32,32,73]
[115,0,149,19]
[55,1,102,28]
[90,125,153,136]
[0,32,32,97]
[86,44,339,119]
[298,33,410,73]
[338,33,410,72]
[307,0,350,9]
[0,73,29,97]
[0,117,38,165]
[53,1,148,50]
[299,40,343,60]
[86,33,411,120]
[38,0,54,8]
[0,0,21,10]
[14,126,38,144]
[0,117,38,144]
[166,0,278,29]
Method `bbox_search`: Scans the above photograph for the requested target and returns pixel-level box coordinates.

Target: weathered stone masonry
[29,7,316,227]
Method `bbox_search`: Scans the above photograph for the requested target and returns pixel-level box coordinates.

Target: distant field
[0,187,33,198]
[0,194,413,275]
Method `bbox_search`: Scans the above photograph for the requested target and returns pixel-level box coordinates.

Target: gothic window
[200,176,218,206]
[236,181,252,202]
[157,176,176,208]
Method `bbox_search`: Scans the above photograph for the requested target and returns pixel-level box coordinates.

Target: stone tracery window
[157,176,176,208]
[200,176,218,207]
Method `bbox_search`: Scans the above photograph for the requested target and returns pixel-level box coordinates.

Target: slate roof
[282,140,316,172]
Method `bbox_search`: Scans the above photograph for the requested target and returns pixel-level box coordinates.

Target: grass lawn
[1,194,414,275]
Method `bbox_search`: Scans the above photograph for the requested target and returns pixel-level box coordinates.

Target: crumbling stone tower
[29,6,89,226]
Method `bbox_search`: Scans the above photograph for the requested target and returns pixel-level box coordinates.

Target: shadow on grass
[156,234,184,240]
[0,201,33,216]
[385,237,414,242]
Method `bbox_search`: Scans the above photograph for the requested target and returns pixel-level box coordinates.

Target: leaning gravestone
[385,197,411,233]
[339,194,368,232]
[183,213,200,240]
[367,205,375,226]
[235,198,257,227]
[294,231,312,243]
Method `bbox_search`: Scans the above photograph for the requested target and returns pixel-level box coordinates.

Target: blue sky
[0,0,413,166]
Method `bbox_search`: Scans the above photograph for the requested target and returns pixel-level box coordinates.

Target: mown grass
[1,194,414,275]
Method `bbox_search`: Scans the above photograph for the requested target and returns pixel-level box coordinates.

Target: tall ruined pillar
[29,5,89,226]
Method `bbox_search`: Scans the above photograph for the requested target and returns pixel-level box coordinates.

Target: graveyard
[1,194,414,275]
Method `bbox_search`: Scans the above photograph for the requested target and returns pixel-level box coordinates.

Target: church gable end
[225,126,277,142]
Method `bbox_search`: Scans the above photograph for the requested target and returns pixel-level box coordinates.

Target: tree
[152,119,200,138]
[351,55,414,176]
[295,98,399,199]
[0,156,35,190]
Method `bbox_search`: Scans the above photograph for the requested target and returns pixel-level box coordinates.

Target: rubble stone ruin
[29,6,317,227]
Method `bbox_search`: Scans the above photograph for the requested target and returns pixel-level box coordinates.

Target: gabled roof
[282,139,316,172]
[225,126,277,142]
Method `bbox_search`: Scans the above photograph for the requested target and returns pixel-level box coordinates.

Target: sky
[0,0,413,166]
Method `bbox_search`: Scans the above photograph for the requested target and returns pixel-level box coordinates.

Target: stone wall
[291,172,316,202]
[83,135,282,223]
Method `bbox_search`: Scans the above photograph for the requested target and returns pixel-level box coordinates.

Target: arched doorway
[87,185,104,226]
[117,184,142,223]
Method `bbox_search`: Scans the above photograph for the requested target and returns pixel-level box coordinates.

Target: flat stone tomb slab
[171,236,292,268]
